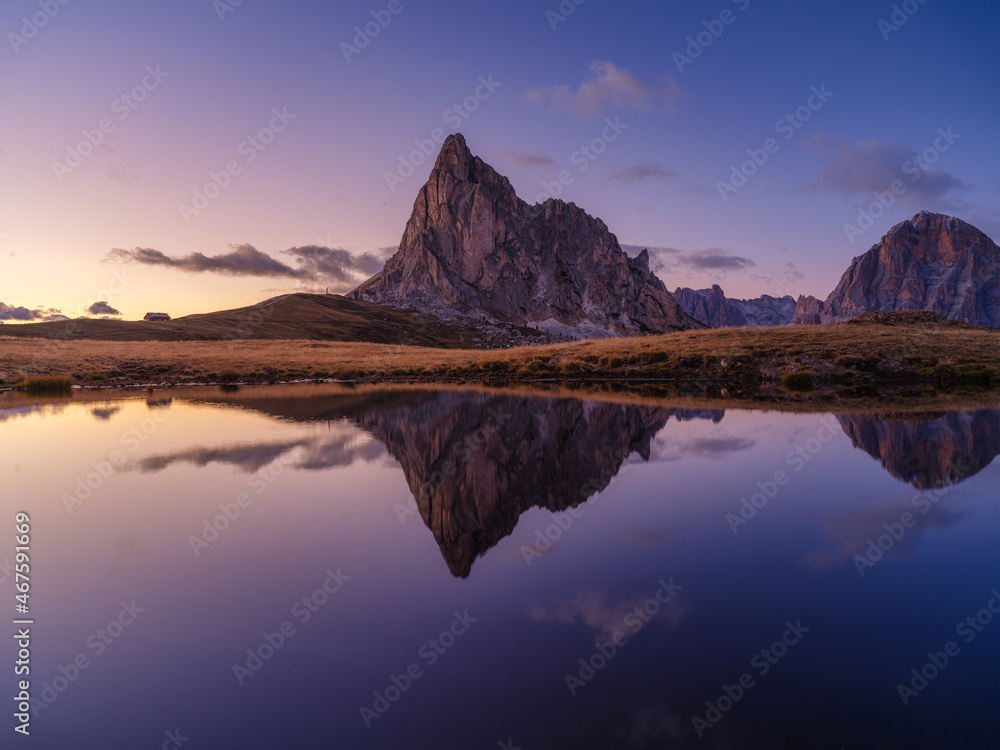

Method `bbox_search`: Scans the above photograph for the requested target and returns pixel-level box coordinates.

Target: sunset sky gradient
[1,0,997,321]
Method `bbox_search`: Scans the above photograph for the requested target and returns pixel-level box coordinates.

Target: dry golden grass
[0,315,996,400]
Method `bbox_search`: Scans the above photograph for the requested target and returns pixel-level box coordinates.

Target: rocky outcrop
[791,294,824,325]
[796,212,999,326]
[673,285,796,328]
[349,134,702,337]
[836,409,1000,489]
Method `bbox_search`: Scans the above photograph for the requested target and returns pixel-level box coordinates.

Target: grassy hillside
[0,293,506,347]
[1,312,996,403]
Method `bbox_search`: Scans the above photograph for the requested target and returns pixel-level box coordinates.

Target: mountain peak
[433,132,477,180]
[439,132,469,160]
[350,135,702,336]
[899,210,969,234]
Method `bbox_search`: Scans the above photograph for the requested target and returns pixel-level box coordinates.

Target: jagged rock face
[791,294,824,325]
[349,134,702,336]
[801,212,999,326]
[673,285,796,328]
[836,410,1000,489]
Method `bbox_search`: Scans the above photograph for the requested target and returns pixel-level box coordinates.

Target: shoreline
[2,378,997,418]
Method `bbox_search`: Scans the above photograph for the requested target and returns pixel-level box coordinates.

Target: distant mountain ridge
[672,285,796,328]
[672,211,997,330]
[793,211,999,327]
[349,133,703,337]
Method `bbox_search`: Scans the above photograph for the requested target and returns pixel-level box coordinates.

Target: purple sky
[1,0,997,321]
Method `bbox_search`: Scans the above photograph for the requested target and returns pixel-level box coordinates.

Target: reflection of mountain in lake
[354,392,685,577]
[836,410,1000,489]
[142,386,999,576]
[144,387,723,576]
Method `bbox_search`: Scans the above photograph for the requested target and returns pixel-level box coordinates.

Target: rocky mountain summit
[673,285,796,328]
[793,211,999,327]
[349,134,702,337]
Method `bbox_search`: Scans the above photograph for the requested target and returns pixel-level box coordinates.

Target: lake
[2,384,998,749]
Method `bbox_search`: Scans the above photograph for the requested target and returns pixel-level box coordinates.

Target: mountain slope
[349,133,703,337]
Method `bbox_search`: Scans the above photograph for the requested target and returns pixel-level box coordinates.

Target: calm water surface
[1,385,998,750]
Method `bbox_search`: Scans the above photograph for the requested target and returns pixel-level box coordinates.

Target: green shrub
[781,370,816,392]
[17,376,73,395]
[83,372,107,381]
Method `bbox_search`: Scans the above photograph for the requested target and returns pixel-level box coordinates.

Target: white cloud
[525,60,681,117]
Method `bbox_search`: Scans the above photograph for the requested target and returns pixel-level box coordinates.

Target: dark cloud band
[106,243,391,289]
